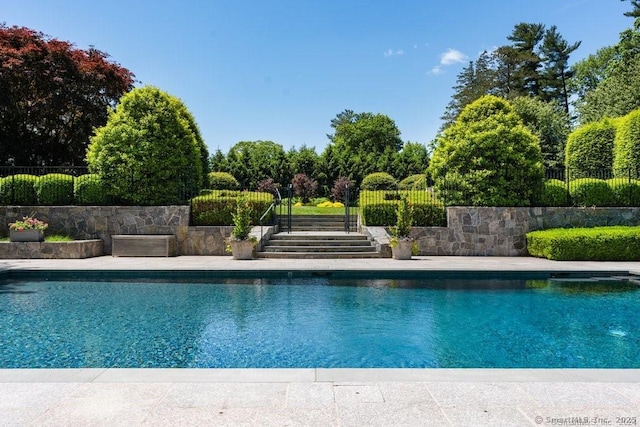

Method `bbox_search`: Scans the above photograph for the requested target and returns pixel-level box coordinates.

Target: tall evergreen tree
[540,26,581,112]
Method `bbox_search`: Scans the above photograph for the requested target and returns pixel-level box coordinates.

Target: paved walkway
[1,256,639,426]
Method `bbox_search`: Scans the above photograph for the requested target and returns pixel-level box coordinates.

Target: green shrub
[536,179,569,207]
[207,172,239,190]
[361,172,398,191]
[190,191,273,225]
[613,108,640,177]
[398,174,427,190]
[87,86,203,205]
[428,95,544,206]
[607,178,640,206]
[526,226,640,260]
[565,118,616,179]
[34,174,74,205]
[569,179,615,206]
[74,174,109,205]
[0,174,38,205]
[359,190,446,226]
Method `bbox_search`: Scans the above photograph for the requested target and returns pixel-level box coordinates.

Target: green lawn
[288,205,359,215]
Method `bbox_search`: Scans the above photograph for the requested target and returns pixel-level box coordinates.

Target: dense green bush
[613,108,640,177]
[565,118,616,179]
[536,179,569,207]
[190,191,273,225]
[568,179,615,206]
[87,86,204,205]
[527,226,640,260]
[0,174,38,205]
[34,174,74,205]
[398,174,427,190]
[607,178,640,206]
[74,174,109,205]
[359,190,446,226]
[207,172,239,190]
[361,172,398,191]
[428,96,544,206]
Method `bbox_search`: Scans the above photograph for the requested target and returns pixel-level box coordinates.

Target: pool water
[1,276,639,368]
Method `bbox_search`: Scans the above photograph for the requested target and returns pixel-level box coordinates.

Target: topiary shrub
[398,174,427,190]
[208,172,239,190]
[35,174,74,205]
[569,179,616,206]
[74,174,109,205]
[291,173,317,203]
[527,226,640,260]
[0,174,38,205]
[86,85,203,205]
[428,95,544,206]
[536,179,569,207]
[331,176,356,202]
[361,172,398,191]
[607,178,640,206]
[565,118,616,179]
[613,108,640,177]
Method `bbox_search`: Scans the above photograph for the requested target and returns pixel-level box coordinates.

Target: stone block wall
[412,207,640,256]
[0,206,190,254]
[0,240,104,259]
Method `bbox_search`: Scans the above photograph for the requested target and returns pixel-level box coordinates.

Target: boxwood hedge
[359,190,446,226]
[526,226,640,260]
[190,191,273,225]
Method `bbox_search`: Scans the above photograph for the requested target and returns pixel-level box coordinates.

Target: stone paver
[1,256,639,425]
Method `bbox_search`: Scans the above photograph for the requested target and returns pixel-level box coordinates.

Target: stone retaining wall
[0,206,189,254]
[412,207,640,256]
[0,240,104,259]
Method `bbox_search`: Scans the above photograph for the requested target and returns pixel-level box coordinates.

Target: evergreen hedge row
[359,190,446,226]
[190,191,273,225]
[526,226,640,260]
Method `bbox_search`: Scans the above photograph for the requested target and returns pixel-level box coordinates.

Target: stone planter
[9,229,44,242]
[229,239,255,260]
[391,239,413,260]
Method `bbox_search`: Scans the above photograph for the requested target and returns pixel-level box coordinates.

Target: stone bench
[111,235,177,257]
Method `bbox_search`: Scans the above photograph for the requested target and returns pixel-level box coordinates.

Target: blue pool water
[1,275,639,368]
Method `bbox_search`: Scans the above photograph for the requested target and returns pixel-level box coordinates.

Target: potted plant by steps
[9,215,48,242]
[389,197,417,260]
[226,195,257,260]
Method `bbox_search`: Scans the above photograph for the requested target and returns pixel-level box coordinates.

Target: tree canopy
[0,25,135,166]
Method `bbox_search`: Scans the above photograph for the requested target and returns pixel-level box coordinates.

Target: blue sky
[3,1,633,154]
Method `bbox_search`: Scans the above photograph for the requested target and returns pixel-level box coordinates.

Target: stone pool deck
[1,255,639,426]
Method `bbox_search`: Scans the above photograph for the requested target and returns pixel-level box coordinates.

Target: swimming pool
[1,271,638,369]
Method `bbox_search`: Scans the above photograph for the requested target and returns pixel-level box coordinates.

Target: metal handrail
[258,188,283,247]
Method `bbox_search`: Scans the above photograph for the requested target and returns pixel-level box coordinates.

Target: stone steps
[285,215,356,232]
[258,230,380,259]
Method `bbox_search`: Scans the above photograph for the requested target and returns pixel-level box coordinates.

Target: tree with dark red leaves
[0,25,134,166]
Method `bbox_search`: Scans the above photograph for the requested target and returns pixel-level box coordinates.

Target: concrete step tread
[262,246,377,252]
[257,252,381,259]
[265,240,372,246]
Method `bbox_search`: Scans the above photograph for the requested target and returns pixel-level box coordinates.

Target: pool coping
[2,368,640,383]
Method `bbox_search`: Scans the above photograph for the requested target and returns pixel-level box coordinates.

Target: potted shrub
[9,215,48,242]
[389,197,416,260]
[226,195,257,260]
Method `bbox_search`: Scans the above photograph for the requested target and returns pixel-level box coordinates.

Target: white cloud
[428,66,444,76]
[440,48,467,65]
[384,49,404,58]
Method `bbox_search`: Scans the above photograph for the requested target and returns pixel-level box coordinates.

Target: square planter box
[10,229,44,242]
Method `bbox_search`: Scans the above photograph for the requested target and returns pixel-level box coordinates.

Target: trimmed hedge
[0,174,38,205]
[359,190,446,226]
[35,173,74,205]
[398,174,427,190]
[526,226,640,260]
[361,172,398,191]
[190,191,273,225]
[537,179,569,207]
[565,118,616,179]
[607,179,640,206]
[74,174,109,205]
[568,179,615,206]
[207,172,239,190]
